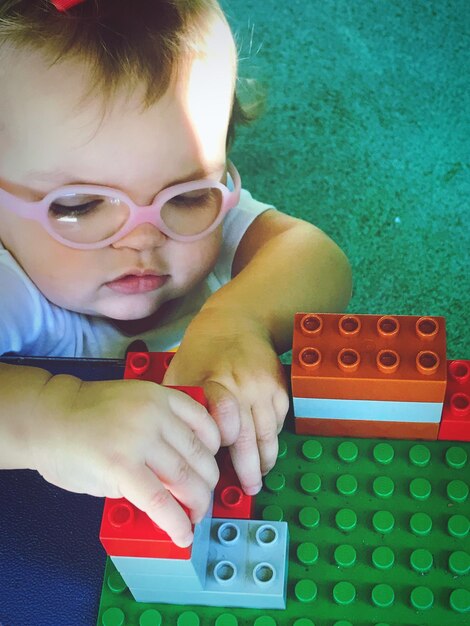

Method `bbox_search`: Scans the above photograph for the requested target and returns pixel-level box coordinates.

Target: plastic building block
[110,496,212,593]
[100,497,193,559]
[125,350,207,406]
[110,570,205,592]
[293,396,443,421]
[439,360,470,442]
[104,518,289,609]
[124,351,175,383]
[111,507,211,582]
[100,485,212,561]
[101,355,208,559]
[293,396,441,440]
[97,431,470,625]
[131,519,288,608]
[295,416,439,439]
[292,313,447,402]
[213,448,255,519]
[125,352,254,518]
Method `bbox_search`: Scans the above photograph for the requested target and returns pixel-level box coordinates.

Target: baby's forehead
[2,5,235,99]
[0,16,236,193]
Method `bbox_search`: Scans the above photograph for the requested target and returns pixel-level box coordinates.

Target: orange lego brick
[438,360,470,442]
[295,417,439,440]
[292,313,447,402]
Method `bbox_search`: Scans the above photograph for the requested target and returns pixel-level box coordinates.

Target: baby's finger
[118,464,193,547]
[204,380,241,446]
[163,419,220,493]
[167,388,220,455]
[145,445,215,524]
[252,401,279,476]
[229,406,262,496]
[273,388,290,434]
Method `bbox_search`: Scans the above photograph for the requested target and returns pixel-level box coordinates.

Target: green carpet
[223,0,469,359]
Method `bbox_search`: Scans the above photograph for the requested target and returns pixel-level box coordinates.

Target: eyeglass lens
[47,187,224,244]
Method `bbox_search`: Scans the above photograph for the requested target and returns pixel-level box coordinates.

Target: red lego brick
[101,353,208,558]
[292,313,447,402]
[124,352,207,407]
[438,360,470,442]
[99,498,193,559]
[213,448,254,519]
[295,417,439,440]
[166,385,208,407]
[124,351,175,384]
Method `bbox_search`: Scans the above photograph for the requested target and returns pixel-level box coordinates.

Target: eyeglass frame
[0,160,241,249]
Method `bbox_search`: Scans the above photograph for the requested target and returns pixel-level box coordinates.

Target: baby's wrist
[31,373,83,471]
[198,297,271,342]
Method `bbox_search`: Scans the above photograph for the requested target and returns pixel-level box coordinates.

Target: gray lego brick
[126,518,289,609]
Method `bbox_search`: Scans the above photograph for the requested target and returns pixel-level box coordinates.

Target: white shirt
[0,189,271,358]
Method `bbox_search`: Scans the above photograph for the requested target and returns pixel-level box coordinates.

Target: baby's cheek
[194,229,222,277]
[33,249,101,310]
[175,227,222,282]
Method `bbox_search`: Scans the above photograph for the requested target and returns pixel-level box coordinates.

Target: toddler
[0,0,351,546]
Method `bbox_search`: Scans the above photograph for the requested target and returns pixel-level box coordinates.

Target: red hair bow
[51,0,86,11]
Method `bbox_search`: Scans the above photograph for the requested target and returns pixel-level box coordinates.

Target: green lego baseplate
[97,429,470,626]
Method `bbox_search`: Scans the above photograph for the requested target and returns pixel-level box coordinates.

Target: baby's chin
[100,299,163,322]
[107,298,186,336]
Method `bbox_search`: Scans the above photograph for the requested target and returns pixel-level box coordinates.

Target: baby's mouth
[105,273,169,295]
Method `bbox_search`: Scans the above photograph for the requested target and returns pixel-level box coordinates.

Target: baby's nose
[112,222,167,251]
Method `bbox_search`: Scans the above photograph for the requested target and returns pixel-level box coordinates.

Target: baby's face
[0,12,236,321]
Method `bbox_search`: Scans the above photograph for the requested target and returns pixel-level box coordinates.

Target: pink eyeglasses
[0,162,241,249]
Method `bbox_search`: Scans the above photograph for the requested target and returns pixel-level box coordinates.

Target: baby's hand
[32,376,220,546]
[163,307,289,495]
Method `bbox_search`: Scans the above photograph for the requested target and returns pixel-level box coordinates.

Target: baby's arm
[0,361,220,546]
[163,209,352,493]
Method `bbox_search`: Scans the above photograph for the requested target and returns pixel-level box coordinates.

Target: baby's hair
[0,0,258,147]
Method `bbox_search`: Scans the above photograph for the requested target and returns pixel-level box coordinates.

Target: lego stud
[338,315,361,337]
[217,522,240,546]
[337,348,360,373]
[128,352,151,375]
[377,316,400,338]
[220,486,243,508]
[300,314,323,336]
[376,349,400,374]
[298,347,321,370]
[253,562,276,586]
[415,317,439,340]
[213,560,237,584]
[164,353,174,369]
[449,360,470,384]
[450,393,470,418]
[255,524,278,547]
[416,350,440,375]
[108,501,135,528]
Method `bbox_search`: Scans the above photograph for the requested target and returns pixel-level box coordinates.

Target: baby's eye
[49,197,104,218]
[169,190,212,207]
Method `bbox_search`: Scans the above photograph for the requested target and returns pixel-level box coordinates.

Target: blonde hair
[0,0,259,147]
